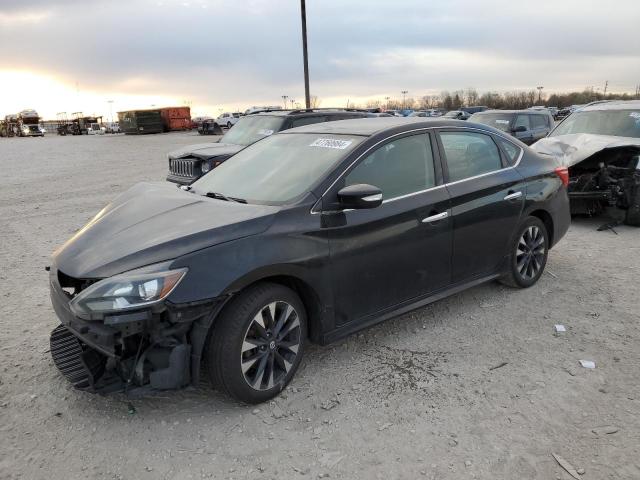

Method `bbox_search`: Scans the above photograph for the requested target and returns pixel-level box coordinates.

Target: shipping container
[159,106,192,131]
[117,109,164,134]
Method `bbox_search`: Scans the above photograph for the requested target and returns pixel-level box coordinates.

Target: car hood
[168,142,243,160]
[53,182,279,279]
[533,134,640,167]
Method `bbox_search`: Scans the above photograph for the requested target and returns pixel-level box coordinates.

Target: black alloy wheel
[240,301,301,390]
[206,282,306,403]
[500,216,549,288]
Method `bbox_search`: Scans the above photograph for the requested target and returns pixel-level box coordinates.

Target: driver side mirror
[337,184,383,209]
[512,125,527,133]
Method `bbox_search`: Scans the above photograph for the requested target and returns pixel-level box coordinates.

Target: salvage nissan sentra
[49,118,570,403]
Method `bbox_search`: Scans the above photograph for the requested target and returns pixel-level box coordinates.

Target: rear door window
[439,131,503,182]
[514,115,531,130]
[531,115,548,129]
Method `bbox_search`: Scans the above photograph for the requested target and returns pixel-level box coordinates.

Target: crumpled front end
[48,266,219,394]
[533,135,640,224]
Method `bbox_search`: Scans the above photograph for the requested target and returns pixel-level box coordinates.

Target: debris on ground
[551,453,581,479]
[579,360,596,369]
[591,425,619,436]
[489,362,508,371]
[554,325,566,333]
[320,398,340,410]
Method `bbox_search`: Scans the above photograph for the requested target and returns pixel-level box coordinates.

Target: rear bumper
[551,188,571,248]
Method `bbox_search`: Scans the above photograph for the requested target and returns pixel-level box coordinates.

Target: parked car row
[469,109,555,145]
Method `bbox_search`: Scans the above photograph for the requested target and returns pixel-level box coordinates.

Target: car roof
[251,108,370,117]
[580,100,640,112]
[474,109,548,115]
[280,117,503,137]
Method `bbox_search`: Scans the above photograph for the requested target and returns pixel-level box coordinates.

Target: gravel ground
[1,132,639,480]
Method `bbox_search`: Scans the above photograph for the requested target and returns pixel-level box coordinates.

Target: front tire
[226,121,232,129]
[500,216,549,288]
[206,282,306,404]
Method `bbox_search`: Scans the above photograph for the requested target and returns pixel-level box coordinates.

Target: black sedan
[48,118,570,403]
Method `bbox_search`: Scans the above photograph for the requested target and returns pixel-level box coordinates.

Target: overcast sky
[1,0,638,118]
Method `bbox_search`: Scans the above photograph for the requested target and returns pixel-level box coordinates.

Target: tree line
[365,88,639,111]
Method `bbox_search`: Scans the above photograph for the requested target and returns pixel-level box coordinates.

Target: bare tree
[310,95,321,108]
[465,88,479,106]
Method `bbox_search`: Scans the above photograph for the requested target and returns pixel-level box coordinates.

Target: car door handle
[504,191,523,201]
[422,211,449,223]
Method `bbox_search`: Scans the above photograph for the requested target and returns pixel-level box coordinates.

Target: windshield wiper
[204,191,247,203]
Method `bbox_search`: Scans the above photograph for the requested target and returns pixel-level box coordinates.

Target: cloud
[0,0,638,117]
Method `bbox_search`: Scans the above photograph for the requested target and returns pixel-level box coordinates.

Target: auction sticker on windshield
[309,138,353,149]
[495,120,510,125]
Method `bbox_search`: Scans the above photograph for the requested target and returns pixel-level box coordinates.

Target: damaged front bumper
[49,267,222,394]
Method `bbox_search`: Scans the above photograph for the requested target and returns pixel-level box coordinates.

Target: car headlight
[69,267,187,317]
[201,161,211,173]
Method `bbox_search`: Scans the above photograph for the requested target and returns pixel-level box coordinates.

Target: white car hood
[533,134,640,167]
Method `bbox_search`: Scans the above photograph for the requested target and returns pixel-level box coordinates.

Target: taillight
[554,166,569,187]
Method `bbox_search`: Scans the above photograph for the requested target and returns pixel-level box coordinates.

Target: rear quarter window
[496,137,522,166]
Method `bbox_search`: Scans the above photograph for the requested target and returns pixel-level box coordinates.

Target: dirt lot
[1,132,639,480]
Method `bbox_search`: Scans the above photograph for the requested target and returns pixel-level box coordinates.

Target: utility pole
[401,90,408,109]
[300,0,311,109]
[107,100,114,124]
[536,86,544,103]
[385,96,390,110]
[603,80,608,97]
[282,95,288,109]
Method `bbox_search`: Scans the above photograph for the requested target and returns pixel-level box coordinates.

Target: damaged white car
[533,100,640,226]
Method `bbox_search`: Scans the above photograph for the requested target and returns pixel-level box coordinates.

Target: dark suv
[167,109,372,185]
[469,110,555,145]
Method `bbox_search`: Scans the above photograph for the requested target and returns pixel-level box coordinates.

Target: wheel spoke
[277,316,300,341]
[252,310,267,340]
[266,302,277,329]
[242,337,265,353]
[279,339,300,355]
[266,354,276,389]
[242,351,266,374]
[251,353,269,388]
[273,304,293,336]
[274,350,293,373]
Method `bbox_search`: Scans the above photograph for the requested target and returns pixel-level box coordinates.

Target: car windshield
[191,133,365,204]
[219,116,286,146]
[470,113,513,132]
[550,110,640,138]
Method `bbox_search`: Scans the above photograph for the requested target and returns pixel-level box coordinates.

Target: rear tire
[206,282,306,404]
[624,191,640,226]
[500,216,549,288]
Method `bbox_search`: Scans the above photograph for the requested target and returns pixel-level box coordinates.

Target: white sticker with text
[495,120,510,125]
[257,129,274,136]
[309,138,353,149]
